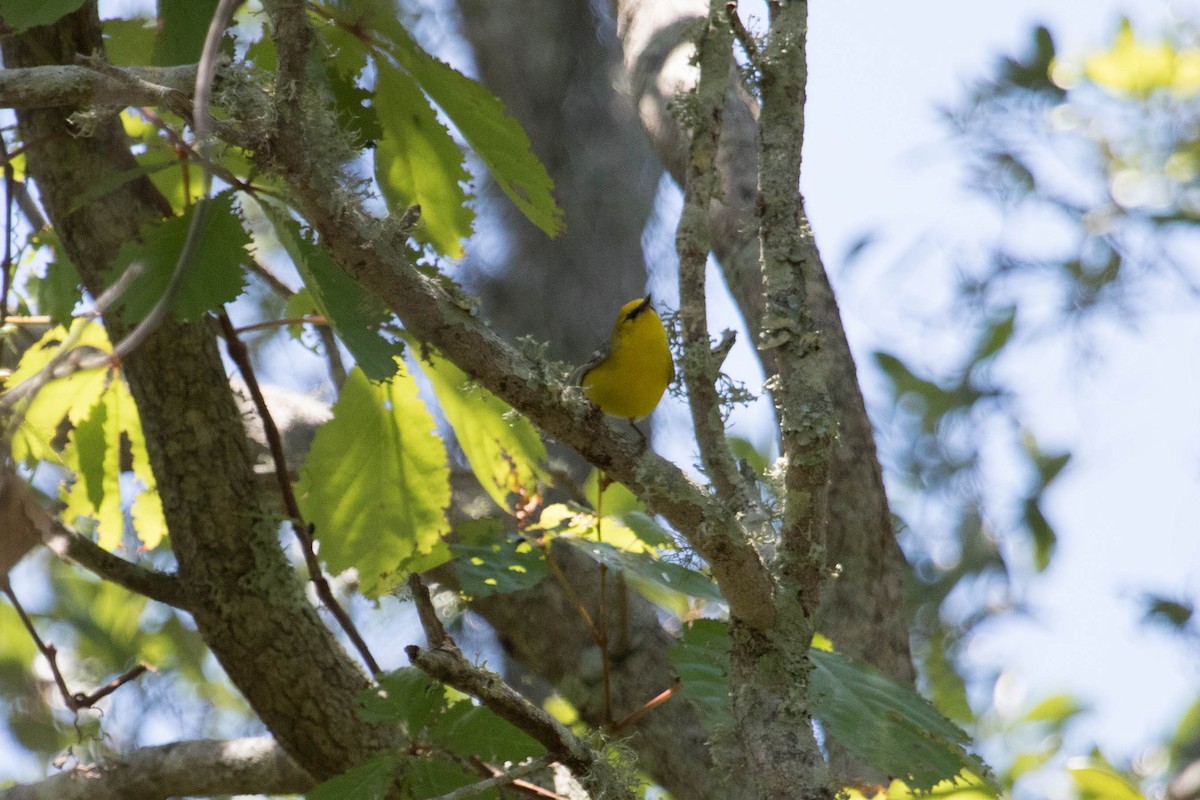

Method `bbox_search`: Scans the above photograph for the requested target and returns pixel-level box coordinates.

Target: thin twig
[610,680,680,734]
[216,311,381,675]
[542,546,599,642]
[426,756,552,800]
[596,474,612,727]
[135,107,259,195]
[405,575,630,797]
[1,134,13,325]
[233,315,328,334]
[2,582,151,712]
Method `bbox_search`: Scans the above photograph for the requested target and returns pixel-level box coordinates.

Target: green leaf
[0,0,86,33]
[108,192,249,324]
[6,321,111,464]
[413,347,546,510]
[668,619,733,729]
[358,668,446,734]
[56,365,165,552]
[567,539,724,604]
[971,308,1016,363]
[374,63,473,257]
[29,230,81,325]
[1023,497,1056,572]
[452,540,546,599]
[103,17,158,67]
[583,469,642,516]
[432,702,542,764]
[371,20,563,238]
[297,365,451,597]
[810,648,994,794]
[307,753,399,800]
[923,628,974,724]
[1068,758,1145,800]
[258,199,404,381]
[1024,693,1088,728]
[407,754,482,799]
[329,68,382,150]
[153,0,220,66]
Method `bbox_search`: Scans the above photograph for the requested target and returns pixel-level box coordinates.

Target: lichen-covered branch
[676,1,757,511]
[0,63,196,110]
[0,737,311,800]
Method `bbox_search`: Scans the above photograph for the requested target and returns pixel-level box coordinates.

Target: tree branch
[251,4,777,632]
[0,63,196,111]
[406,575,633,800]
[0,737,311,800]
[676,2,756,511]
[0,465,187,608]
[611,0,915,741]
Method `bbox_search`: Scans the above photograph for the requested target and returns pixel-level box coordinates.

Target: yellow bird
[578,294,674,421]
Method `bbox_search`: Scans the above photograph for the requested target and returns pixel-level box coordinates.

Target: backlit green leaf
[375,63,473,257]
[413,347,546,510]
[297,365,451,597]
[368,17,562,237]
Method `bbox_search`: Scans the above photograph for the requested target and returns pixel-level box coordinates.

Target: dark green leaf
[0,0,86,33]
[452,541,546,599]
[668,619,732,729]
[432,702,543,764]
[810,648,995,793]
[971,308,1016,362]
[328,65,382,150]
[375,63,473,257]
[29,231,81,325]
[297,366,452,598]
[1142,593,1194,630]
[259,199,404,381]
[307,753,398,800]
[108,192,249,323]
[358,668,446,734]
[102,17,158,67]
[153,0,220,66]
[408,754,485,799]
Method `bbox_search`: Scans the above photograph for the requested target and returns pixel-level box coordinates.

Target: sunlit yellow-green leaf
[1068,758,1145,800]
[413,347,546,511]
[6,320,112,464]
[297,364,451,597]
[374,63,473,258]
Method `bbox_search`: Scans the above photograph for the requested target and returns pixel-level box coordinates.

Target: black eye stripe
[626,296,652,322]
